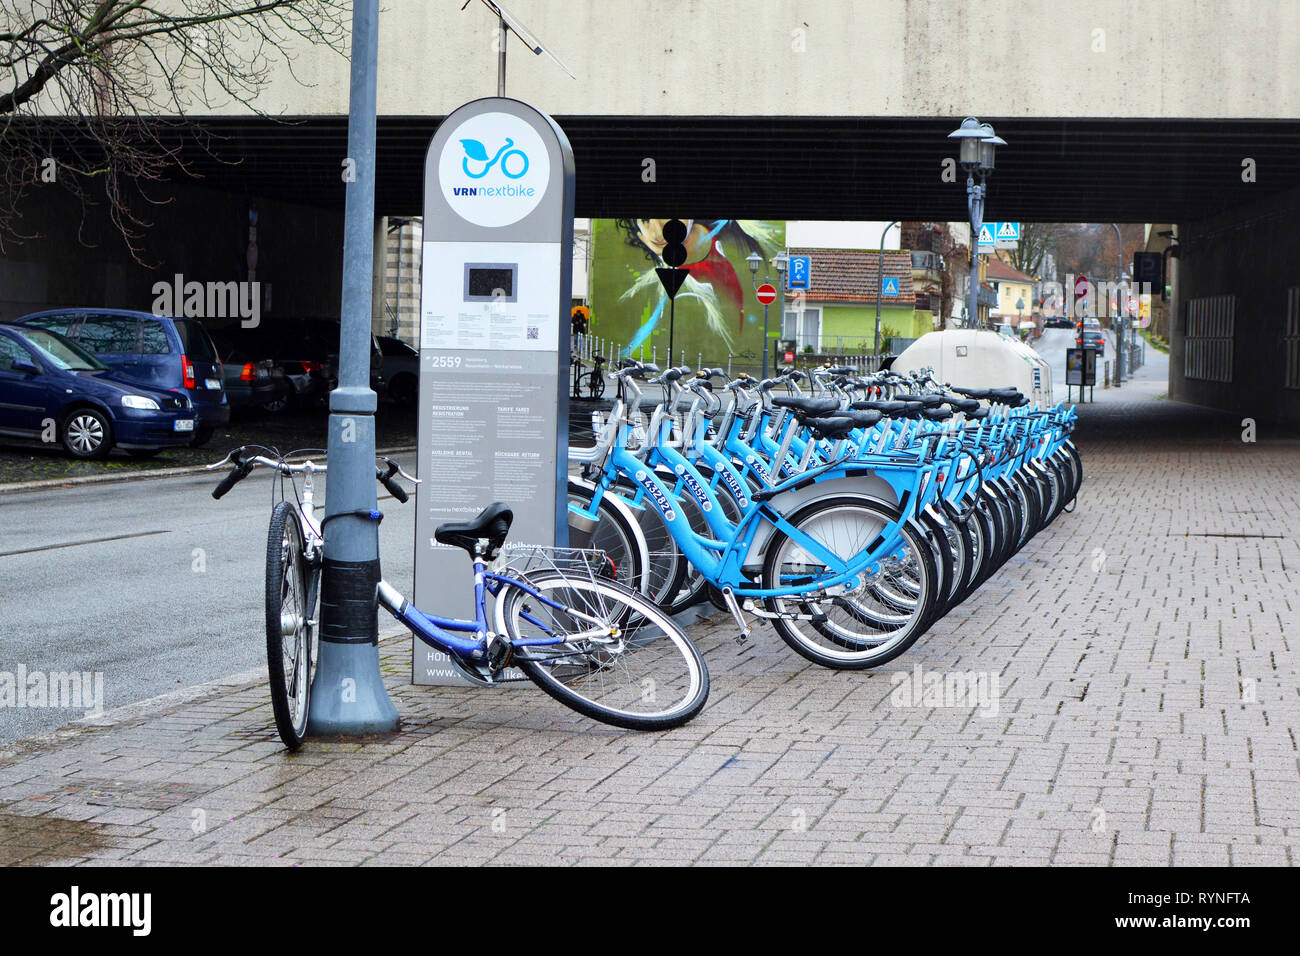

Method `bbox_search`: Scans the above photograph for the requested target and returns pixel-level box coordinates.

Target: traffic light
[654,219,689,299]
[661,219,688,267]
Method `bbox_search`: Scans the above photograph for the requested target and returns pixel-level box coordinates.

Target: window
[0,336,28,371]
[140,321,171,355]
[1286,287,1300,389]
[175,320,217,361]
[1183,295,1235,383]
[20,312,79,336]
[77,314,140,354]
[782,307,821,350]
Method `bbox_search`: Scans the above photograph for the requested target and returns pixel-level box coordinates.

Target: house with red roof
[783,247,937,353]
[986,256,1037,326]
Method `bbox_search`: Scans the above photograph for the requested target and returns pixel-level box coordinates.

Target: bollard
[1103,360,1110,388]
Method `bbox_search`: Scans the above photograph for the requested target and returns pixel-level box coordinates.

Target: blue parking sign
[787,255,811,291]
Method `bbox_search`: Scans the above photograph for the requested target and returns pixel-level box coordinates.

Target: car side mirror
[11,358,40,375]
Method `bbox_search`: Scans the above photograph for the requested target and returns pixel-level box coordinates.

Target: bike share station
[413,97,576,686]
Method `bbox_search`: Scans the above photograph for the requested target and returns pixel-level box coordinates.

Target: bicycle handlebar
[207,447,419,502]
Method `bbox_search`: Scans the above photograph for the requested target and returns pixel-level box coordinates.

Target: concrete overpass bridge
[5,0,1300,420]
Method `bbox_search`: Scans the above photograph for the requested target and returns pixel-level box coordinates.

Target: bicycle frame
[377,561,611,661]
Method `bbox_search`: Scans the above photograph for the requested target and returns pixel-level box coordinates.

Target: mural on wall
[589,219,785,360]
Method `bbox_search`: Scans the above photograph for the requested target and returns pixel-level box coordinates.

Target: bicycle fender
[568,476,651,592]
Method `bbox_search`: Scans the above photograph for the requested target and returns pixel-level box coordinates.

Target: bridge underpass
[6,115,1300,425]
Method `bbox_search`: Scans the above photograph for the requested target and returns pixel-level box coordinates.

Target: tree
[1,1,348,262]
[1004,222,1057,279]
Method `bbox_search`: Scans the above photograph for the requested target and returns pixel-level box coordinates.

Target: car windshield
[22,328,106,371]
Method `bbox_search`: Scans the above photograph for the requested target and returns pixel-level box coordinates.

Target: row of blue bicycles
[212,360,1081,748]
[569,360,1083,672]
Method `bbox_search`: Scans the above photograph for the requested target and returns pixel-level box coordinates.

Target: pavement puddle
[0,808,109,861]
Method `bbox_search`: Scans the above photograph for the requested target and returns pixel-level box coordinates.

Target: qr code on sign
[526,326,539,340]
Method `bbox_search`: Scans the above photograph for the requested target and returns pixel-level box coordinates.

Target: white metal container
[894,330,1053,406]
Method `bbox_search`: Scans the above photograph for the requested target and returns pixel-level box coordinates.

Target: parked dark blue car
[14,308,229,446]
[0,324,198,459]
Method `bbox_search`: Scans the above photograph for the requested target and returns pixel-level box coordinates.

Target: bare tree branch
[0,0,349,264]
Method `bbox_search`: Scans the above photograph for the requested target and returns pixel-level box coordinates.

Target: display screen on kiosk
[464,263,518,302]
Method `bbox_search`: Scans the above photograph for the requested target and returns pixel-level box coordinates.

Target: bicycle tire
[567,479,647,595]
[265,501,316,750]
[610,470,688,609]
[763,496,938,669]
[497,574,709,730]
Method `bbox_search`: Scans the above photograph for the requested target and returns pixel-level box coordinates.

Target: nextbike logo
[674,464,712,513]
[634,469,676,522]
[744,454,773,486]
[439,111,549,228]
[716,464,749,508]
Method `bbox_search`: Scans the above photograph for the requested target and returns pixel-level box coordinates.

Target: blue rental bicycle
[208,446,709,749]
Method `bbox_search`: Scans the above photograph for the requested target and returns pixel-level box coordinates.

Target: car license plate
[205,378,221,390]
[174,419,195,432]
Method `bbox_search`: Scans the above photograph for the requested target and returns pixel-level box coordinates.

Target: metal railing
[569,332,898,397]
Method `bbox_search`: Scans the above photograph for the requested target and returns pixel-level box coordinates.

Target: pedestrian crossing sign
[882,277,899,296]
[977,224,996,251]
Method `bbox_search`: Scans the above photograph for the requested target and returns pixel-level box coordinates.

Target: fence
[571,333,897,385]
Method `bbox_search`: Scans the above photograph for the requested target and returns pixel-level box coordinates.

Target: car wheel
[389,373,418,406]
[188,426,215,449]
[263,397,288,414]
[62,408,113,460]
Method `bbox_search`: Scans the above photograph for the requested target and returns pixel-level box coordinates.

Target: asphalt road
[0,454,416,745]
[1032,325,1115,390]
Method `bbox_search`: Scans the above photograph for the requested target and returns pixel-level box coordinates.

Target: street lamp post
[874,221,900,356]
[748,251,788,378]
[308,0,399,736]
[772,253,788,377]
[1111,222,1125,385]
[948,117,1005,331]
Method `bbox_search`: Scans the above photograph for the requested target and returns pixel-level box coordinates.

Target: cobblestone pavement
[1,395,1297,866]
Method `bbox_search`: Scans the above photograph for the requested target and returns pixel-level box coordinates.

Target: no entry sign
[756,283,778,305]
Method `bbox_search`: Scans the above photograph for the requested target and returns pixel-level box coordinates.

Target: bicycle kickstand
[719,586,752,646]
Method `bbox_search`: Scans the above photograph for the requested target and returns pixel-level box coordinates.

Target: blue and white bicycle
[208,446,709,749]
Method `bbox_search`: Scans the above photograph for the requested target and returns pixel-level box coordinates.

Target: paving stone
[1,398,1297,865]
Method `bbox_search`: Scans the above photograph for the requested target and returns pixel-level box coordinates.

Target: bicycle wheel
[567,479,647,594]
[762,497,938,669]
[496,574,709,730]
[585,370,606,400]
[610,473,687,609]
[265,501,316,750]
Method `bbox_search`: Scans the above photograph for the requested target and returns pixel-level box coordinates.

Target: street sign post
[1073,274,1090,318]
[994,221,1020,249]
[786,256,811,291]
[414,96,575,686]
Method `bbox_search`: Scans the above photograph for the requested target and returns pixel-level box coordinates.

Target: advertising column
[414,98,575,685]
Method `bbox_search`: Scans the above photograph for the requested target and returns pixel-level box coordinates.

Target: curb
[0,445,418,496]
[0,626,412,761]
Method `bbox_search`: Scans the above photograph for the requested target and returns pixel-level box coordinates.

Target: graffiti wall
[588,219,786,362]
